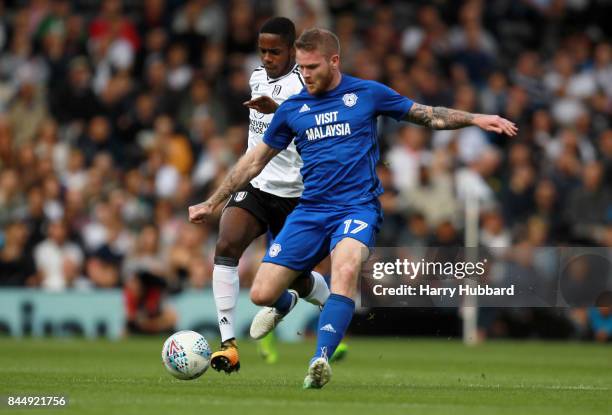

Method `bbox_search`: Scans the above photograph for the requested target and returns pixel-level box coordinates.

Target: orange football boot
[210,339,240,373]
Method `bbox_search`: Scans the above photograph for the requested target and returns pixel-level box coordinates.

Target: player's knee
[336,263,356,281]
[215,238,243,260]
[334,262,359,286]
[250,285,274,306]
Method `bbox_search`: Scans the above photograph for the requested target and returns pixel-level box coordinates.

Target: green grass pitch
[0,337,610,415]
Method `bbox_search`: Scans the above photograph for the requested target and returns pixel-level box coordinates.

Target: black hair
[259,17,296,47]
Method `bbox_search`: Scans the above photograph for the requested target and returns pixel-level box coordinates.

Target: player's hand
[473,115,518,137]
[188,201,215,224]
[243,96,279,114]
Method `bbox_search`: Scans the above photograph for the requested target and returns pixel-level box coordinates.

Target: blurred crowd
[0,0,611,337]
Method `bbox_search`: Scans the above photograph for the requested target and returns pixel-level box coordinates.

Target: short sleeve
[369,81,414,120]
[263,102,294,150]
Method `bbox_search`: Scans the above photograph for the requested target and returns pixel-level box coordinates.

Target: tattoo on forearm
[209,165,243,207]
[406,103,475,130]
[208,149,272,208]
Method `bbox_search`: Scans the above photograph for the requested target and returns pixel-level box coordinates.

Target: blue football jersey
[263,74,413,205]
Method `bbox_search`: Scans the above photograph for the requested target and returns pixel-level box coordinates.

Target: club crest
[343,93,358,107]
[269,243,282,257]
[234,191,247,202]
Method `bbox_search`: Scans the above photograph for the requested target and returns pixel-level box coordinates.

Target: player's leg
[250,261,302,306]
[313,256,331,287]
[250,205,330,339]
[303,238,368,389]
[257,328,278,364]
[257,260,331,363]
[313,256,349,363]
[249,261,302,339]
[256,269,330,363]
[304,204,379,389]
[211,204,266,373]
[289,269,330,306]
[255,233,330,363]
[253,193,328,359]
[256,232,280,364]
[268,196,330,307]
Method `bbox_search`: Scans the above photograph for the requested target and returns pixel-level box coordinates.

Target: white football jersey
[248,64,304,198]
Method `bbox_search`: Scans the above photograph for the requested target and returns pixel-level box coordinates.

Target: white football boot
[303,357,332,389]
[249,290,298,340]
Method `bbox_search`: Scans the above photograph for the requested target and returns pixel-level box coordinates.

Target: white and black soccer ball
[161,330,211,380]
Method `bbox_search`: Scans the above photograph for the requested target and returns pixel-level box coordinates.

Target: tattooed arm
[404,103,518,136]
[188,143,279,223]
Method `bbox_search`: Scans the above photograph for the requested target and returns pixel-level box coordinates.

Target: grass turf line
[0,338,610,415]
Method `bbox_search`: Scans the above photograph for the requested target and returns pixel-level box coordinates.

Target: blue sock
[272,290,294,314]
[312,294,354,363]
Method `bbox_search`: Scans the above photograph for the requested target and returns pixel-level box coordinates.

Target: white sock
[212,264,239,342]
[304,271,330,306]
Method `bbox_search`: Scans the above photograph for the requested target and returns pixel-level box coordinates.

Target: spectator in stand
[76,115,122,167]
[598,129,612,190]
[500,163,536,227]
[141,58,181,117]
[0,221,38,286]
[387,126,431,193]
[531,179,566,242]
[401,159,459,228]
[152,115,193,175]
[50,56,99,125]
[8,65,48,147]
[166,42,192,92]
[0,169,25,227]
[401,5,450,58]
[480,209,512,251]
[88,0,139,93]
[564,161,611,243]
[167,221,212,289]
[33,219,84,291]
[433,84,491,164]
[172,0,225,45]
[511,51,549,109]
[123,224,176,334]
[455,148,501,209]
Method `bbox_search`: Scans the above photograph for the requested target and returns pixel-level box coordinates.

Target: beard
[310,69,335,95]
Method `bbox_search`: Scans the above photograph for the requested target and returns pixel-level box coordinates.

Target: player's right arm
[188,143,280,224]
[189,101,295,224]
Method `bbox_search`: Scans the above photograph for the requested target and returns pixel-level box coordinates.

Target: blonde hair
[295,28,340,58]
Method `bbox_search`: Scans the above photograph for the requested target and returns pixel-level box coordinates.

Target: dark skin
[215,32,314,293]
[242,33,293,114]
[217,33,293,260]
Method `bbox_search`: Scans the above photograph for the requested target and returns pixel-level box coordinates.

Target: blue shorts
[262,200,382,272]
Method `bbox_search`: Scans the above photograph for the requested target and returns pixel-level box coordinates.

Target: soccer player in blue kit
[189,28,517,389]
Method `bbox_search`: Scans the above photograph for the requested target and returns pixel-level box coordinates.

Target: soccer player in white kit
[205,17,330,373]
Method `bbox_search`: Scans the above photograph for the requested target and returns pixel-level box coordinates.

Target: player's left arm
[404,103,518,136]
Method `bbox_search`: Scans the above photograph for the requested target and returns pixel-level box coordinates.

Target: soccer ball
[161,330,212,380]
